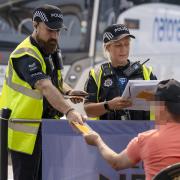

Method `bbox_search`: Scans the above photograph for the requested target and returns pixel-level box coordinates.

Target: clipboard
[121,80,160,110]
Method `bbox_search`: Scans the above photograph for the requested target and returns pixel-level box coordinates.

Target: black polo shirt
[84,61,157,120]
[12,36,50,88]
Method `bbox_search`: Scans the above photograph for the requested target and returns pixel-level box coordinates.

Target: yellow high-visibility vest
[89,63,153,120]
[0,37,62,154]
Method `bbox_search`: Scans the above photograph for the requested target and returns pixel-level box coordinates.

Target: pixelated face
[152,101,167,124]
[35,22,60,54]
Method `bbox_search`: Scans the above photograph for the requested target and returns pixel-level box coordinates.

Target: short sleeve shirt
[12,36,49,88]
[12,55,48,88]
[126,123,180,180]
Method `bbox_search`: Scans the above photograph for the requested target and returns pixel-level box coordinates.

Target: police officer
[0,4,87,180]
[84,24,157,120]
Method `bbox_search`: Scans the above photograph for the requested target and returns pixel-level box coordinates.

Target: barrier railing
[42,120,154,180]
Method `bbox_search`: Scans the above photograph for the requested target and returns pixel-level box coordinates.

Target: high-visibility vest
[89,63,153,120]
[0,37,62,154]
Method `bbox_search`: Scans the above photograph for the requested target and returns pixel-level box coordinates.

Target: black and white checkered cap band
[103,32,114,41]
[33,11,48,22]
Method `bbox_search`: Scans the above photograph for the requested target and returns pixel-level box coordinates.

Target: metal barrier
[0,108,41,180]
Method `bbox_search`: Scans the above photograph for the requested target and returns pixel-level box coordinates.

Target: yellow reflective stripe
[150,103,155,120]
[97,69,102,102]
[6,64,42,99]
[142,65,152,80]
[142,65,155,120]
[90,69,97,84]
[90,67,103,120]
[12,47,43,65]
[90,67,102,102]
[57,70,63,91]
[57,70,62,79]
[8,121,39,135]
[89,117,99,120]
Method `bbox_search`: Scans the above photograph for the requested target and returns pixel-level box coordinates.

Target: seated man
[84,79,180,180]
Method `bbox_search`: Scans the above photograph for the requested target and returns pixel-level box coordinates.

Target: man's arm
[62,82,88,104]
[35,79,71,114]
[62,82,72,95]
[12,55,85,124]
[35,79,84,124]
[84,131,134,170]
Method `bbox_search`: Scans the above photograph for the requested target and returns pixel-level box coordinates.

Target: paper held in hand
[121,80,160,111]
[71,122,93,135]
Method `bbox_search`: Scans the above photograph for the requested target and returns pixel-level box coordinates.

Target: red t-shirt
[126,123,180,180]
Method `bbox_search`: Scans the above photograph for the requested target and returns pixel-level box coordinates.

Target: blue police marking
[118,77,127,94]
[153,16,180,42]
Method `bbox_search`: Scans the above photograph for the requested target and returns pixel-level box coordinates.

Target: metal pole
[0,108,11,180]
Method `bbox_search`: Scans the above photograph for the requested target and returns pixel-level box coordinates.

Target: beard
[36,35,58,54]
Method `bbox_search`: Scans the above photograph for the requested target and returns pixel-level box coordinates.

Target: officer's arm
[84,73,131,117]
[84,102,108,117]
[84,74,108,117]
[85,98,132,117]
[35,79,72,115]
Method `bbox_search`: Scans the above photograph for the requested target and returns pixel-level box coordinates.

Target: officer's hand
[68,90,88,104]
[66,109,86,125]
[108,97,132,110]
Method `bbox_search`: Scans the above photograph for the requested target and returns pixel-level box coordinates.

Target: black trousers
[10,128,42,180]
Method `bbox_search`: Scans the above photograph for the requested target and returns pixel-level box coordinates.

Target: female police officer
[84,24,157,120]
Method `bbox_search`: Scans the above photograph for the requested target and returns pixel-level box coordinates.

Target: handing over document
[71,121,93,135]
[122,80,160,111]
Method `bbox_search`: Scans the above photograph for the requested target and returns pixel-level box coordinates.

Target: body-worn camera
[123,59,150,77]
[52,49,64,70]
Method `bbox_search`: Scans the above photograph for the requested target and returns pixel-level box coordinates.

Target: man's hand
[66,109,86,125]
[83,131,101,146]
[67,90,88,104]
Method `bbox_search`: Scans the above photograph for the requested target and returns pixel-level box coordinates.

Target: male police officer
[84,24,157,120]
[0,4,86,180]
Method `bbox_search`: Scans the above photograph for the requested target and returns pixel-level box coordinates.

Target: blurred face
[153,101,167,124]
[35,22,60,54]
[106,36,130,67]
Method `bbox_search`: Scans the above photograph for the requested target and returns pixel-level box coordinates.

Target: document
[122,80,160,111]
[71,122,93,135]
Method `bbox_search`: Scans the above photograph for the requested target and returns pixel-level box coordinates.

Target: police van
[0,0,180,92]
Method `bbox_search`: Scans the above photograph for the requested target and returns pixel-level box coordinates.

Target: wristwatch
[104,101,111,111]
